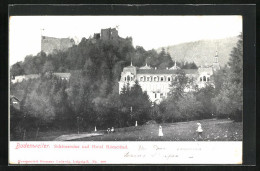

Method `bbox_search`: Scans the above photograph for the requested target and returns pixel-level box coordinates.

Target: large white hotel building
[119,51,220,103]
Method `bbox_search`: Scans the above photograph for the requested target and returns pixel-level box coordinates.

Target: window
[140,77,143,81]
[147,77,150,81]
[161,77,164,81]
[200,77,202,82]
[127,76,130,81]
[207,77,210,82]
[144,76,146,82]
[131,77,133,81]
[125,77,126,81]
[154,77,157,81]
[155,93,157,98]
[160,93,163,98]
[168,77,171,81]
[203,76,206,82]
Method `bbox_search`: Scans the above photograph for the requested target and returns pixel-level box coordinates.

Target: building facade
[119,52,220,103]
[11,73,71,84]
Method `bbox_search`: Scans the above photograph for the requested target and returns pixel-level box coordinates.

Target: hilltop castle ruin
[41,28,131,54]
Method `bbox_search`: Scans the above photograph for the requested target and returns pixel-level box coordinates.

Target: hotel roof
[137,69,198,75]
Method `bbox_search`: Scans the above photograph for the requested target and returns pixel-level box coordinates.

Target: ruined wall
[110,28,118,40]
[101,29,110,40]
[60,38,75,51]
[41,36,75,54]
[101,28,119,40]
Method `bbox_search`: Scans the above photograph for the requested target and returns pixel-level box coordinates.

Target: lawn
[22,119,242,141]
[71,119,242,141]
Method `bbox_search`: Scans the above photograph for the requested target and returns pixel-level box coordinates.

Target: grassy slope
[75,119,242,141]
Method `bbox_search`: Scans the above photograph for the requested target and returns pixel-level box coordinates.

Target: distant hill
[157,36,239,67]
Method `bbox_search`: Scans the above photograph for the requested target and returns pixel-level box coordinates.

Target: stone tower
[212,51,220,71]
[101,28,119,40]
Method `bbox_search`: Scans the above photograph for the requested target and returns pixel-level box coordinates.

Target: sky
[9,16,242,65]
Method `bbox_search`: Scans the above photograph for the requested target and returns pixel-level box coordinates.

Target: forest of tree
[10,34,242,140]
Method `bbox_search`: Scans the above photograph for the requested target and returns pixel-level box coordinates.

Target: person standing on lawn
[158,125,163,137]
[196,123,203,139]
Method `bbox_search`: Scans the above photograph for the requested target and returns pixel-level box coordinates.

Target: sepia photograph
[9,16,243,142]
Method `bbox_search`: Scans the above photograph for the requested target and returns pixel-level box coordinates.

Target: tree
[159,99,180,123]
[150,104,162,123]
[212,81,242,118]
[11,62,24,76]
[228,33,243,84]
[212,33,243,121]
[52,81,72,129]
[182,62,198,69]
[168,70,189,100]
[212,66,229,95]
[10,105,24,140]
[119,81,152,125]
[177,93,203,120]
[24,89,56,132]
[195,84,215,118]
[133,46,147,67]
[23,55,38,74]
[157,48,173,69]
[130,81,151,123]
[42,61,54,73]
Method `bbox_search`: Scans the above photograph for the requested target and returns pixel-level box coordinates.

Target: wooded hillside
[158,36,239,67]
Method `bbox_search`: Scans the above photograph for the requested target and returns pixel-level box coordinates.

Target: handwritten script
[123,144,188,160]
